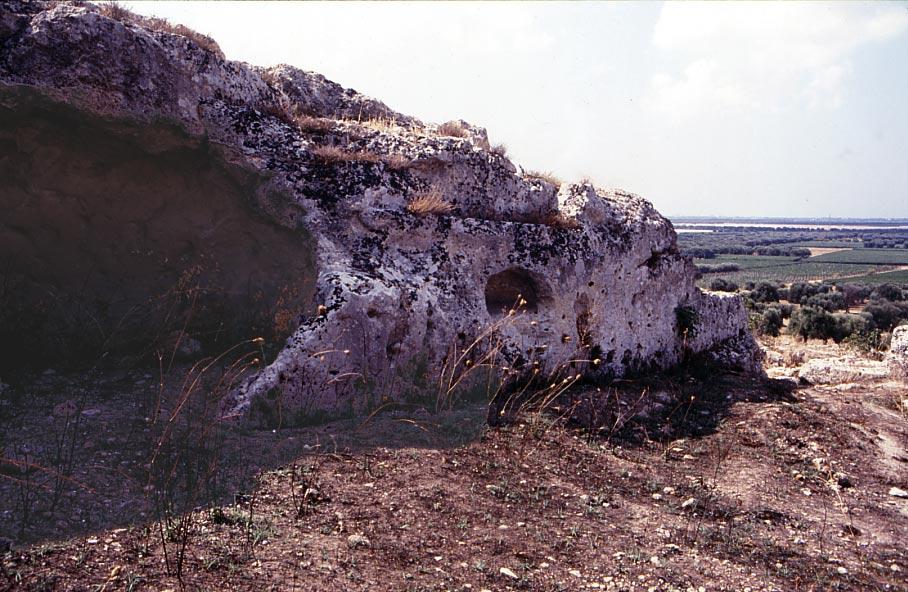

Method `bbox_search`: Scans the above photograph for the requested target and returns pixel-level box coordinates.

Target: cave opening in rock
[484,268,550,316]
[0,89,316,378]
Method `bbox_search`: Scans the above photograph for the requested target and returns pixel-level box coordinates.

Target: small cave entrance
[0,88,316,378]
[484,268,550,316]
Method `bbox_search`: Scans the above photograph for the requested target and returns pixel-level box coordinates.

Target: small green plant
[675,305,700,339]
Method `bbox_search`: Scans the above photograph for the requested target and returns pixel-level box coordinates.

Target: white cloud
[648,2,908,119]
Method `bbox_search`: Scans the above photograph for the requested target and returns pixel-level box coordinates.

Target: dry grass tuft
[311,145,381,164]
[437,121,470,138]
[542,212,581,230]
[259,69,282,89]
[99,2,224,58]
[361,117,404,134]
[523,210,581,230]
[97,1,132,21]
[524,170,562,187]
[293,114,335,133]
[261,103,293,125]
[407,188,453,216]
[490,143,508,158]
[381,153,412,171]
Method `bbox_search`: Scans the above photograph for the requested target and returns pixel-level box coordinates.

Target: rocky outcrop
[797,356,892,385]
[887,325,908,380]
[0,1,762,421]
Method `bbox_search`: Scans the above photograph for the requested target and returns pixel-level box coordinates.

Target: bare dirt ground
[807,248,852,258]
[1,338,907,591]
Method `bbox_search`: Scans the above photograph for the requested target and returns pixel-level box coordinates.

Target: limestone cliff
[0,1,762,421]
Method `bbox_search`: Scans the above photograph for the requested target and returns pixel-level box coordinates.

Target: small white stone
[888,487,908,499]
[499,567,518,579]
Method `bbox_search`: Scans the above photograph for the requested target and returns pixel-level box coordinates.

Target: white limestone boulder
[0,1,763,422]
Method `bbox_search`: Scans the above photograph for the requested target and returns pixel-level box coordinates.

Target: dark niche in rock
[484,267,551,316]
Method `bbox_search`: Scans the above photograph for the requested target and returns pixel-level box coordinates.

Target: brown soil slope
[1,339,906,591]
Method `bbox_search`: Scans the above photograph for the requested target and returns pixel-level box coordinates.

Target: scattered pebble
[499,567,518,579]
[346,534,370,549]
[888,487,908,499]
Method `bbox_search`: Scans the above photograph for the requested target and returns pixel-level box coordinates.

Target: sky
[119,1,908,219]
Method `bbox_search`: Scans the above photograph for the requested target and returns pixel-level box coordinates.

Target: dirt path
[808,247,852,257]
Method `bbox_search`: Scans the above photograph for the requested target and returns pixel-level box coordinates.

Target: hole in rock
[0,89,316,377]
[484,268,550,316]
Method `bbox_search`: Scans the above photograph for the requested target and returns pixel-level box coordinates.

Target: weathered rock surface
[887,325,908,380]
[0,1,762,421]
[797,356,892,385]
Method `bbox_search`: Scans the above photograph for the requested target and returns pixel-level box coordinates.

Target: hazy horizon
[119,1,908,219]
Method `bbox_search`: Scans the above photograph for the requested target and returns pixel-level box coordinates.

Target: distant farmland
[679,223,908,287]
[807,248,908,265]
[694,257,892,287]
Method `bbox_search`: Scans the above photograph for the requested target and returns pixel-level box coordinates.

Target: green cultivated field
[808,248,908,265]
[836,269,908,285]
[697,254,799,270]
[696,262,887,287]
[681,222,908,288]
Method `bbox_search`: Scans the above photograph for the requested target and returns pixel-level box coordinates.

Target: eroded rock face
[0,1,762,419]
[887,325,908,380]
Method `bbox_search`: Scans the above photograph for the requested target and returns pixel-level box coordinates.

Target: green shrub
[675,305,699,339]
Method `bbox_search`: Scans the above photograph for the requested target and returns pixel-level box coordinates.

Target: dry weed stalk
[435,297,600,425]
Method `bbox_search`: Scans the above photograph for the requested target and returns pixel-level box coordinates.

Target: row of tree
[688,246,812,259]
[741,281,908,347]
